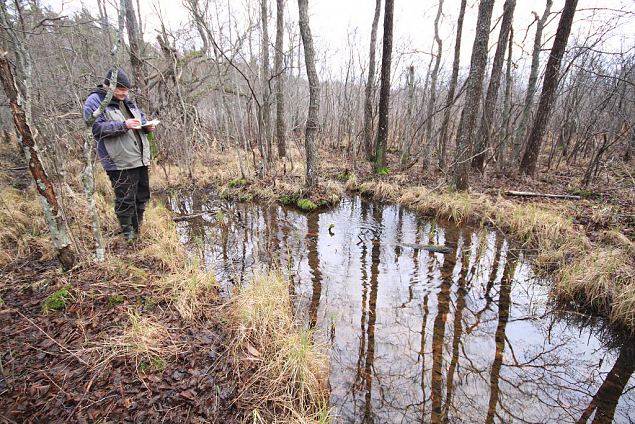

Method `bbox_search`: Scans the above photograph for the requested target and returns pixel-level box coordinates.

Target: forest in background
[0,0,634,422]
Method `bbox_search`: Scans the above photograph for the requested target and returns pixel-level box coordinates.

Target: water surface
[168,194,635,423]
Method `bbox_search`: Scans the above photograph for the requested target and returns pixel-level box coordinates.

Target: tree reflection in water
[169,194,635,423]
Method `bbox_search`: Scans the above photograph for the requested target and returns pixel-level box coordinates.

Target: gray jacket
[83,86,150,172]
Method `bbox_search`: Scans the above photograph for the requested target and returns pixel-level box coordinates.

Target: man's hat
[104,68,131,89]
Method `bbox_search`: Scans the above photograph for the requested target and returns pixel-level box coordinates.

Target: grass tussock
[136,201,186,271]
[157,259,217,322]
[110,309,181,371]
[228,272,330,422]
[358,181,400,202]
[556,248,635,326]
[0,187,53,265]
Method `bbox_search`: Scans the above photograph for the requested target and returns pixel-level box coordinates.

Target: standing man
[83,68,156,241]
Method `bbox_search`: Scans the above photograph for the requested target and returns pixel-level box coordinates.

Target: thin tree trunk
[498,26,514,169]
[260,0,272,171]
[520,0,579,176]
[423,0,443,168]
[400,65,415,166]
[374,0,394,173]
[363,0,382,161]
[438,0,467,169]
[298,0,319,189]
[274,0,287,158]
[512,0,553,162]
[123,0,147,110]
[452,0,496,191]
[472,0,516,172]
[0,55,75,270]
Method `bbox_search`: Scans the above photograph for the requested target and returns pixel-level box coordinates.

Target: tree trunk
[274,0,287,158]
[298,0,320,190]
[452,0,496,191]
[0,55,75,270]
[260,0,273,171]
[423,0,443,167]
[520,0,579,176]
[497,26,514,169]
[438,0,467,169]
[472,0,516,172]
[399,65,415,167]
[373,0,394,173]
[362,0,382,161]
[512,0,553,162]
[123,0,147,110]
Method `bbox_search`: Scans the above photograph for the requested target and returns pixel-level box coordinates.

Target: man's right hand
[125,119,141,129]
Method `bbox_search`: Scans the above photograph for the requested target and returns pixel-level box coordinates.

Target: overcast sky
[52,0,635,82]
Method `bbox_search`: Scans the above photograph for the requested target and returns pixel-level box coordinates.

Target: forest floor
[1,141,633,422]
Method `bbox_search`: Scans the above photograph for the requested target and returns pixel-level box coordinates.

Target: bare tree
[298,0,319,189]
[0,52,75,269]
[123,0,147,110]
[373,0,394,173]
[452,0,496,190]
[423,0,444,168]
[512,0,553,162]
[274,0,286,158]
[472,0,516,172]
[362,0,382,161]
[520,0,579,176]
[438,0,467,169]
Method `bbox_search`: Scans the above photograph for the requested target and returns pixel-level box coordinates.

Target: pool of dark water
[167,193,634,423]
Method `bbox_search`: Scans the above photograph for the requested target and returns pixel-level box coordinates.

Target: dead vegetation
[227,271,330,422]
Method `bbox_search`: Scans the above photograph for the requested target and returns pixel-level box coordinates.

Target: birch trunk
[0,54,76,270]
[298,0,320,189]
[423,0,443,168]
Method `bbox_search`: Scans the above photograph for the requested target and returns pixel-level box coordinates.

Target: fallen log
[398,242,451,254]
[172,211,215,222]
[505,191,581,200]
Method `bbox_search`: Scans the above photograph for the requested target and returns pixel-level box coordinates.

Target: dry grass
[556,248,635,326]
[136,201,186,271]
[228,271,330,422]
[157,259,217,322]
[0,187,53,265]
[358,181,400,202]
[108,309,181,371]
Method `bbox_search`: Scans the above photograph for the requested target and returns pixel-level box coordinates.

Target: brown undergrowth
[0,179,330,422]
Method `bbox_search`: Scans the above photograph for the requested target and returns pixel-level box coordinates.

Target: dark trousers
[107,166,150,227]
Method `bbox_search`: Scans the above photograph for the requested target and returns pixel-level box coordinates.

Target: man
[83,68,156,241]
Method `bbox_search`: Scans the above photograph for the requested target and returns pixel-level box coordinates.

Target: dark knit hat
[104,68,131,89]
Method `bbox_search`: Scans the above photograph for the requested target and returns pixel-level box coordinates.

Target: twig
[11,308,89,366]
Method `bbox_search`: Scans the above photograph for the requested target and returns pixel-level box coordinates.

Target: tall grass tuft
[228,271,330,422]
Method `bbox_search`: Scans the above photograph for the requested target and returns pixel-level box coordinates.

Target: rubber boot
[118,216,137,242]
[132,209,145,234]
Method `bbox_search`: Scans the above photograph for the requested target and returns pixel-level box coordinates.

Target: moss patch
[42,286,71,313]
[297,198,317,211]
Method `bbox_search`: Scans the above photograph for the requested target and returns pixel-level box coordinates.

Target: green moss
[238,192,253,202]
[335,172,350,182]
[297,198,317,211]
[138,355,166,373]
[42,286,71,313]
[568,187,595,198]
[107,294,125,307]
[229,177,248,188]
[376,166,390,176]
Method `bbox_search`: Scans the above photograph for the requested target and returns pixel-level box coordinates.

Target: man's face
[112,85,129,101]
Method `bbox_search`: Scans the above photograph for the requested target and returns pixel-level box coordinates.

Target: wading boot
[132,209,145,236]
[118,216,137,243]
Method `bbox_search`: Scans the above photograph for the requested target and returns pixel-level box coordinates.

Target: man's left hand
[145,125,156,132]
